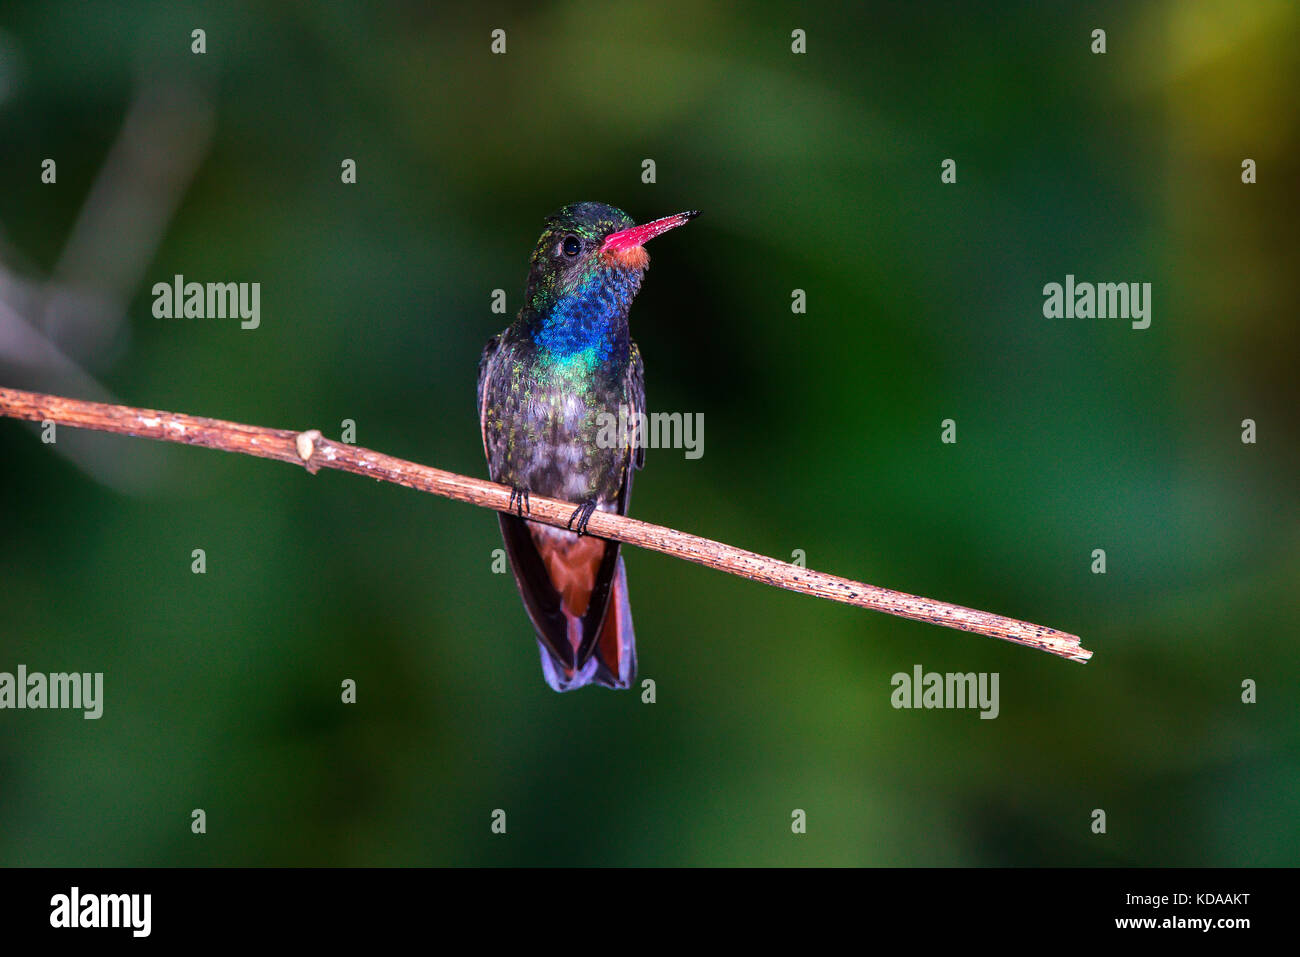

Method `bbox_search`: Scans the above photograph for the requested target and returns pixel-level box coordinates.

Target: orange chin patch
[603,245,650,270]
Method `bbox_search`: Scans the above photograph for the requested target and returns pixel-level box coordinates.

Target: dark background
[0,1,1296,866]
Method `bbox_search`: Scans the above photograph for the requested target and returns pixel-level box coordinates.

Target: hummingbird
[478,202,698,691]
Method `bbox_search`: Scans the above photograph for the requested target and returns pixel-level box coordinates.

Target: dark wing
[573,344,645,670]
[477,334,500,457]
[585,345,644,687]
[497,512,576,670]
[480,332,577,670]
[626,342,646,478]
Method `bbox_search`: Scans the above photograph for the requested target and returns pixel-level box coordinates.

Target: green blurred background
[0,0,1296,866]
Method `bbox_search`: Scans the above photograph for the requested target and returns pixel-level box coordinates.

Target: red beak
[601,210,700,255]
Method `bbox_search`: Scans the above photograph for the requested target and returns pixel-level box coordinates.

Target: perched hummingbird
[478,202,698,691]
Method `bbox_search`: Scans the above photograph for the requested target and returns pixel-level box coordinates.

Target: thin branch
[0,386,1092,663]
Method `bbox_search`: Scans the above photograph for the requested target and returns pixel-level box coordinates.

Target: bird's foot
[567,500,599,536]
[508,486,531,517]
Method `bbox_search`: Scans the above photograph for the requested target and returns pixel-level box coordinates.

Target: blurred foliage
[0,0,1296,865]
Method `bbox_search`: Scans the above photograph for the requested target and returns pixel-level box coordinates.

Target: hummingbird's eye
[561,235,581,257]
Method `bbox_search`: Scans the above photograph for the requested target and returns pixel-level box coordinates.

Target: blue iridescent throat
[531,269,640,365]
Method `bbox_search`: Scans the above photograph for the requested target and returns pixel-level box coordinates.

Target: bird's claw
[567,500,599,536]
[508,486,531,517]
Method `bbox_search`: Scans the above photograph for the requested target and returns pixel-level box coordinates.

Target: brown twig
[0,386,1092,663]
